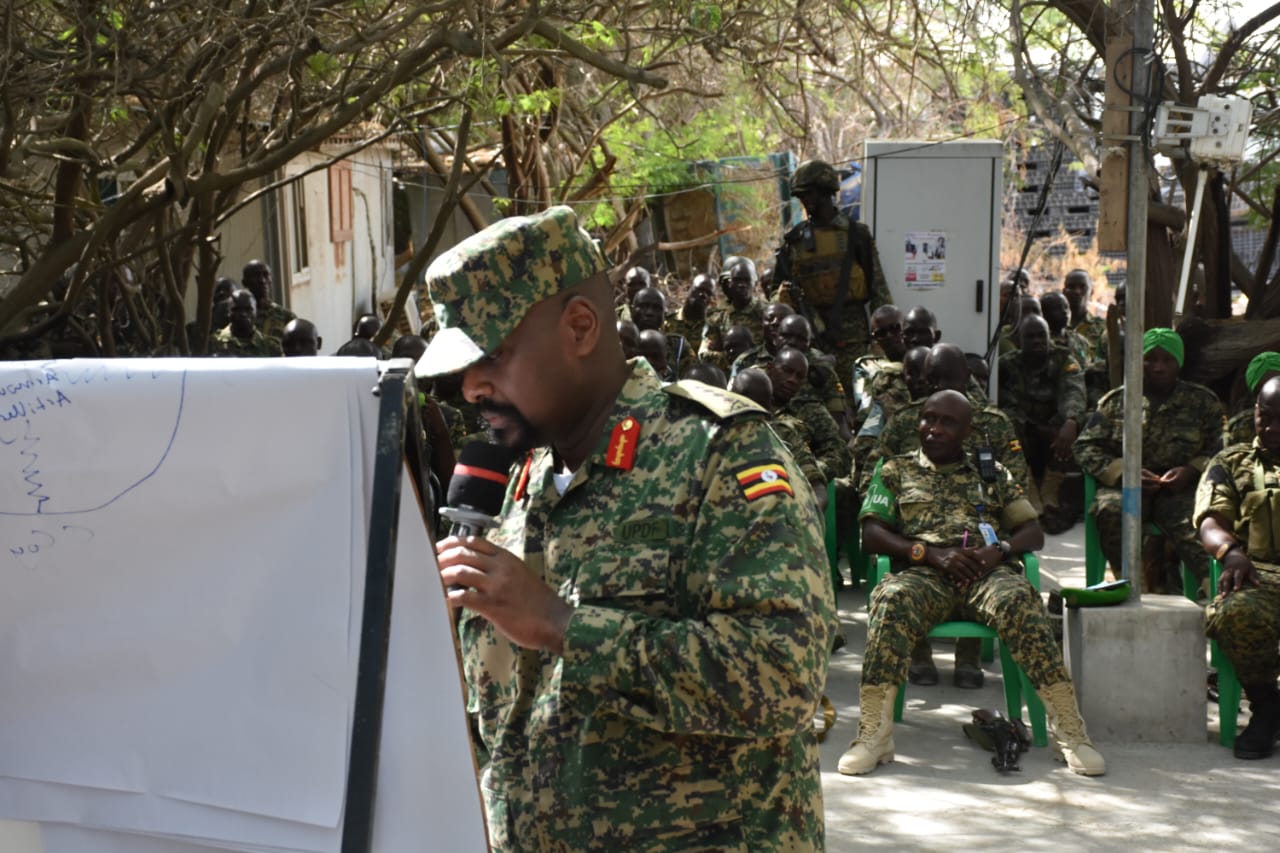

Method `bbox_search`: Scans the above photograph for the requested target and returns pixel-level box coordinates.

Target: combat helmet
[790,159,840,194]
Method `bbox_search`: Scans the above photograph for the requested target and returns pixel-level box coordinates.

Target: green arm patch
[859,460,897,524]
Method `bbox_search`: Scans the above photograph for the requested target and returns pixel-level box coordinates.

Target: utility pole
[1122,0,1154,595]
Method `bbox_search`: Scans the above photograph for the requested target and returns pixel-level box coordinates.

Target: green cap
[1142,327,1183,367]
[1246,351,1280,394]
[417,205,606,378]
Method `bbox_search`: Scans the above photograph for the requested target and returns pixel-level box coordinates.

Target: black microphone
[442,442,517,537]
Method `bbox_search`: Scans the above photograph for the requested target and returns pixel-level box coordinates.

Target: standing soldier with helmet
[773,159,892,404]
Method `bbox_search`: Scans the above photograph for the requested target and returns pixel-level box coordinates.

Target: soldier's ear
[561,294,600,358]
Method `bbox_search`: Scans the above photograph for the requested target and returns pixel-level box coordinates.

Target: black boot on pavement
[1236,683,1280,760]
[908,638,938,686]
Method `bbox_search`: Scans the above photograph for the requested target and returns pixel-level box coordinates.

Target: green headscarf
[1142,327,1183,367]
[1246,351,1280,394]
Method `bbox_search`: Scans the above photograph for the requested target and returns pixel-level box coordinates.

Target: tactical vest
[789,222,868,307]
[1240,457,1280,561]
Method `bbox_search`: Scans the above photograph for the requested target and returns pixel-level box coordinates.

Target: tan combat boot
[1040,468,1064,512]
[837,684,897,776]
[1038,681,1106,776]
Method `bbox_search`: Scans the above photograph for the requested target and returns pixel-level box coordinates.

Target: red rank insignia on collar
[512,452,534,501]
[605,416,640,470]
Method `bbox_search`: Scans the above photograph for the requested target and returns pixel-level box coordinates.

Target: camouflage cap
[417,205,606,378]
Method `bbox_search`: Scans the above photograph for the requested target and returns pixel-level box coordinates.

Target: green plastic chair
[1209,557,1242,748]
[827,487,873,598]
[872,554,1049,747]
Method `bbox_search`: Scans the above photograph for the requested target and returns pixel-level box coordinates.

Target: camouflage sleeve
[1194,449,1242,530]
[1073,393,1122,485]
[560,417,834,737]
[772,421,825,487]
[997,463,1039,532]
[801,400,852,482]
[984,410,1030,494]
[1057,354,1087,423]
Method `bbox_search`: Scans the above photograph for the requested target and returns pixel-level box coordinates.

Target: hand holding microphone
[436,442,573,653]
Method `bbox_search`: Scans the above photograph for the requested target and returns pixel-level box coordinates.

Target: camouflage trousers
[863,564,1067,688]
[1206,564,1280,685]
[810,311,870,407]
[1090,485,1209,583]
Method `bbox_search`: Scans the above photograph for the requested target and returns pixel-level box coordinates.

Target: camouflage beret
[417,205,606,378]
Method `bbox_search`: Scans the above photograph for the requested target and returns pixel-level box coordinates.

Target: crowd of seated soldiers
[205,252,1280,762]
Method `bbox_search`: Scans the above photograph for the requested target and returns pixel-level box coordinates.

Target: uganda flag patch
[1009,439,1023,454]
[735,461,794,501]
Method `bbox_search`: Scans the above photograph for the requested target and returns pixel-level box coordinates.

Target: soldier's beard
[480,401,544,455]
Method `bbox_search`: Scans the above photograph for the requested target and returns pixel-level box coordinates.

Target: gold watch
[909,542,927,563]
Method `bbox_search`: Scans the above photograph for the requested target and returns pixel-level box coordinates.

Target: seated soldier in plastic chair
[1074,327,1223,594]
[877,343,1031,690]
[839,390,1104,777]
[1196,375,1280,759]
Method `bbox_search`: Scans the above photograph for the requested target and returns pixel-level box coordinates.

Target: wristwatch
[998,540,1012,558]
[1216,540,1241,560]
[909,542,927,563]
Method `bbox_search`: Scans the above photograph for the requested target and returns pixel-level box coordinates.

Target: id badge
[978,522,999,546]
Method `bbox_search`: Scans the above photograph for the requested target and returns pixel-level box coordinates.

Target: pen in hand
[962,530,969,549]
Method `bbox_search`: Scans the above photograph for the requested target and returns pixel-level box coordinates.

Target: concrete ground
[819,523,1280,851]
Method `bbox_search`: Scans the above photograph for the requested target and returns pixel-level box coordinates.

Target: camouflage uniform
[731,345,849,427]
[1056,329,1093,372]
[1225,409,1254,449]
[777,390,852,483]
[255,302,296,340]
[772,413,825,488]
[1074,314,1108,363]
[877,396,1030,493]
[773,214,891,402]
[1074,381,1225,582]
[997,344,1086,509]
[436,397,470,453]
[664,332,694,379]
[1196,441,1280,684]
[851,354,896,431]
[996,344,1086,434]
[700,297,767,356]
[666,306,705,355]
[851,366,915,492]
[210,327,284,357]
[438,389,489,451]
[859,451,1067,688]
[463,361,834,851]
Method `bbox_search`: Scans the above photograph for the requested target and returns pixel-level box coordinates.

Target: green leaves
[494,88,561,117]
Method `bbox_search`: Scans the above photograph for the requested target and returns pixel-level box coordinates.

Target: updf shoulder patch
[664,380,765,421]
